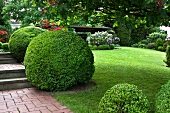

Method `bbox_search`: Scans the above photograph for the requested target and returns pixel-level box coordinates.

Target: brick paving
[0,88,73,113]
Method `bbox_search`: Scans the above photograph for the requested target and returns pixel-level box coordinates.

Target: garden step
[0,52,13,58]
[0,58,17,64]
[0,69,26,79]
[0,64,33,91]
[0,78,32,91]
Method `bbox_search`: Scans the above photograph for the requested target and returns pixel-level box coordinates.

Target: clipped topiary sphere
[98,83,149,113]
[9,26,45,62]
[24,30,95,91]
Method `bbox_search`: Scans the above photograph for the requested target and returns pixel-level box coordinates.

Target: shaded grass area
[53,47,170,113]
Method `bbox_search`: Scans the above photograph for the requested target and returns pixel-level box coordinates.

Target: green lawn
[53,47,170,113]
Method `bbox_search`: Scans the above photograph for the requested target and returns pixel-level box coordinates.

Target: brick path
[0,87,73,113]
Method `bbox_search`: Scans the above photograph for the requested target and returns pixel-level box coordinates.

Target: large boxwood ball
[24,30,95,91]
[9,26,45,62]
[98,83,149,113]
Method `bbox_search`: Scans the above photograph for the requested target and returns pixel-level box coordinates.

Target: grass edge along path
[53,47,170,113]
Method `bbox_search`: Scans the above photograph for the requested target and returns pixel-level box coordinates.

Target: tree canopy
[2,0,170,27]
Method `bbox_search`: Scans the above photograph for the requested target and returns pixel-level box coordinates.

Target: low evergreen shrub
[2,43,9,51]
[147,43,156,49]
[156,38,164,50]
[24,30,95,91]
[9,26,45,62]
[158,46,163,51]
[156,80,170,112]
[98,83,149,113]
[164,45,170,67]
[98,45,110,50]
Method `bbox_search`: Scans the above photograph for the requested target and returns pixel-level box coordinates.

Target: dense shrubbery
[156,80,170,112]
[9,26,45,62]
[24,30,95,91]
[164,46,170,67]
[131,30,167,52]
[98,83,149,113]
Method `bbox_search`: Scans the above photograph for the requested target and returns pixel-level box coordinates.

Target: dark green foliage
[24,30,95,91]
[117,24,131,46]
[0,42,2,49]
[156,38,163,49]
[156,80,170,112]
[2,43,9,51]
[98,83,149,113]
[0,25,6,30]
[164,46,170,67]
[9,26,45,62]
[162,42,168,52]
[147,43,156,49]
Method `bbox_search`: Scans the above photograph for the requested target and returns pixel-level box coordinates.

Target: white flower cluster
[90,31,116,46]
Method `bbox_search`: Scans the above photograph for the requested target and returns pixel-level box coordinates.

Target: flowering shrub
[38,19,63,31]
[165,37,170,45]
[0,30,8,43]
[89,31,119,50]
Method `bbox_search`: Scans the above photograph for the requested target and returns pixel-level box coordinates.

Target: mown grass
[53,47,170,113]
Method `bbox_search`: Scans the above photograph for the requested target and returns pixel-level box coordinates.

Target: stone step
[0,78,33,91]
[0,52,13,58]
[0,58,17,64]
[0,69,26,79]
[0,64,32,91]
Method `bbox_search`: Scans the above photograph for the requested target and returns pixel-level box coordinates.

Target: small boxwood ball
[9,26,45,62]
[98,83,149,113]
[156,80,170,112]
[24,30,95,91]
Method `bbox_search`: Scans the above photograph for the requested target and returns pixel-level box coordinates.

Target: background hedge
[8,26,45,62]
